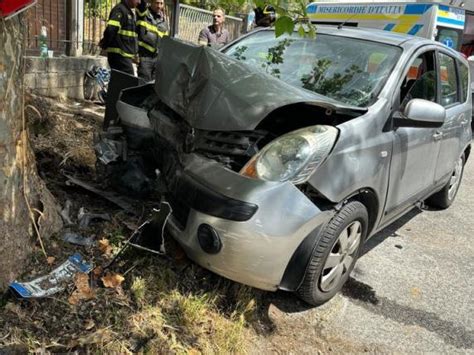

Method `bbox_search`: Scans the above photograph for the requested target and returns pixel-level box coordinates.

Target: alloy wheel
[319,221,362,292]
[448,157,463,201]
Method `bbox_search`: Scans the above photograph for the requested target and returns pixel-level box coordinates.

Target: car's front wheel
[426,153,465,209]
[297,201,368,306]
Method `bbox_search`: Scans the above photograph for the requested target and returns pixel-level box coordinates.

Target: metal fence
[25,0,67,56]
[82,0,120,55]
[25,1,244,56]
[177,4,243,44]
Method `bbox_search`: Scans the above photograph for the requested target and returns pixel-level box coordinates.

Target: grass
[130,276,147,306]
[0,243,261,353]
[117,252,258,353]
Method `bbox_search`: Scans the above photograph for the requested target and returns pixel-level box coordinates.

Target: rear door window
[458,60,469,103]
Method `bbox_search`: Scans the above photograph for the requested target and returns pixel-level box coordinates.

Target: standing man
[99,0,140,75]
[198,8,230,49]
[136,0,169,81]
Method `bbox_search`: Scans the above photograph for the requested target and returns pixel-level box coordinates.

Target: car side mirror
[394,99,446,128]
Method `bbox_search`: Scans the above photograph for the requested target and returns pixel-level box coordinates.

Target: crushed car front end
[148,103,335,290]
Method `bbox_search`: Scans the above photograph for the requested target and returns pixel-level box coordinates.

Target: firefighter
[254,5,276,28]
[99,0,140,75]
[136,0,169,81]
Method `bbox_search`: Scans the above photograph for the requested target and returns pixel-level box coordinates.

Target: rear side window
[458,61,469,103]
[438,52,459,107]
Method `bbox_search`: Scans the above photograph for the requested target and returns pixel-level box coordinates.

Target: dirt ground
[0,94,363,354]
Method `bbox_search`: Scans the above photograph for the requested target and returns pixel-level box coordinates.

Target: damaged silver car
[108,27,472,305]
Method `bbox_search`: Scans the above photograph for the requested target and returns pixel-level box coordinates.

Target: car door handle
[433,131,443,140]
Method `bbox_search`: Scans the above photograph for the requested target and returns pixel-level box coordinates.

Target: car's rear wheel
[426,153,465,209]
[297,201,368,306]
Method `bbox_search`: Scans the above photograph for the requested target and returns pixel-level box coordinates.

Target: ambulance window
[436,27,462,51]
[400,51,437,108]
[458,60,469,103]
[438,52,459,107]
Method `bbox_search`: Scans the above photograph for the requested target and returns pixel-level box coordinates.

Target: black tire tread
[297,201,368,305]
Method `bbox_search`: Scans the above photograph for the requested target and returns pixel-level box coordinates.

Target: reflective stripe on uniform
[138,41,156,53]
[137,20,168,37]
[118,29,138,37]
[107,47,134,58]
[137,8,149,17]
[107,19,121,28]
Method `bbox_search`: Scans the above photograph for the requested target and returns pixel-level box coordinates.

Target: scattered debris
[68,273,95,305]
[47,256,56,265]
[104,202,171,269]
[98,239,113,256]
[128,202,171,254]
[60,200,74,225]
[63,232,95,247]
[64,174,135,213]
[9,253,93,299]
[101,273,125,289]
[78,207,110,229]
[94,138,124,165]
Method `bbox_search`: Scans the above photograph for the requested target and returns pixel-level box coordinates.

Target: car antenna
[337,13,357,29]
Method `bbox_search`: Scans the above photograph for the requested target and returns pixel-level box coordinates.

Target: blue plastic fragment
[9,282,32,298]
[8,253,93,299]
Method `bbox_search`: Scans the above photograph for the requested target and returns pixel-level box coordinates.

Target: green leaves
[307,24,316,39]
[275,15,294,37]
[297,24,305,37]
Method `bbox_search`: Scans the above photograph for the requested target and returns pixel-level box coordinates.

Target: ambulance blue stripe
[437,17,465,26]
[384,24,395,31]
[307,4,317,14]
[408,24,423,35]
[404,4,431,15]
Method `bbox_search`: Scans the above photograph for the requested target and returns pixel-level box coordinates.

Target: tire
[83,74,97,101]
[426,153,465,209]
[297,201,368,306]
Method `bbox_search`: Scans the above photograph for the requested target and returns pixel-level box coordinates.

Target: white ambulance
[306,0,474,56]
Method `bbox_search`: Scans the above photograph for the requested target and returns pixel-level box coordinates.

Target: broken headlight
[240,125,338,184]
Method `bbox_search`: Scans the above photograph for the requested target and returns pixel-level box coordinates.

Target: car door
[383,49,441,222]
[433,50,469,184]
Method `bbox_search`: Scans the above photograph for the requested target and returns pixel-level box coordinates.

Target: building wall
[24,56,108,100]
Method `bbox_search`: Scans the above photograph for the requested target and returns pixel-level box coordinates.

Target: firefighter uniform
[100,1,138,75]
[136,2,169,81]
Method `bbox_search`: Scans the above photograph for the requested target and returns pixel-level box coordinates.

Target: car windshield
[224,31,402,107]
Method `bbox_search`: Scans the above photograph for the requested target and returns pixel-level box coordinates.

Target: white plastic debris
[9,253,93,298]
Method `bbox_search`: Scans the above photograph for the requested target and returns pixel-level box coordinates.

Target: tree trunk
[0,15,62,290]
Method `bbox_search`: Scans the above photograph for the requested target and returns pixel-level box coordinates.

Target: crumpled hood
[154,37,364,131]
